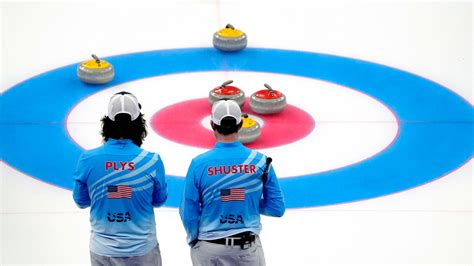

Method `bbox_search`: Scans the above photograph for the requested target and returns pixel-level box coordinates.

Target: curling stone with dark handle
[213,24,247,52]
[77,54,114,84]
[238,114,261,144]
[208,80,246,107]
[250,83,287,114]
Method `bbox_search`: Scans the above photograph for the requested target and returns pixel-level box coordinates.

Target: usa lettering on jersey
[220,214,244,224]
[208,164,256,176]
[108,212,132,223]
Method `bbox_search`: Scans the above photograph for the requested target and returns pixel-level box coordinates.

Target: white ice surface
[1,1,472,265]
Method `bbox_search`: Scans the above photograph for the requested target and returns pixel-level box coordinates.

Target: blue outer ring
[1,48,472,208]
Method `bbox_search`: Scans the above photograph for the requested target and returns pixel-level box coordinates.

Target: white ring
[66,71,398,178]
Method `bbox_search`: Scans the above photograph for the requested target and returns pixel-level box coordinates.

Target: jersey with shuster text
[179,141,285,245]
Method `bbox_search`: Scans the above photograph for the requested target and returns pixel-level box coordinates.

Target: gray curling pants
[191,235,266,266]
[90,244,162,266]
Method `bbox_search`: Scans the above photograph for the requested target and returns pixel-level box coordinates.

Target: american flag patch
[220,188,245,202]
[107,185,132,199]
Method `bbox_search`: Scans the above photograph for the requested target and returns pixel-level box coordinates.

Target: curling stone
[208,80,245,107]
[77,54,114,84]
[213,24,247,52]
[238,114,261,144]
[250,83,287,114]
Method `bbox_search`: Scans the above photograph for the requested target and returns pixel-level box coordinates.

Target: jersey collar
[215,141,243,148]
[106,138,133,145]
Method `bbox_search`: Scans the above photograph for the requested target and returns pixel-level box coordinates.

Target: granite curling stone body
[238,114,261,144]
[213,24,247,52]
[208,80,246,107]
[77,54,114,84]
[250,83,287,114]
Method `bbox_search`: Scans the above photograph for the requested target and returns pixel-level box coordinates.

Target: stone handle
[91,54,101,65]
[220,80,234,88]
[264,83,276,96]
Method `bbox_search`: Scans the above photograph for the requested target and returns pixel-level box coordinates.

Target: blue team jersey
[72,139,167,257]
[179,141,285,245]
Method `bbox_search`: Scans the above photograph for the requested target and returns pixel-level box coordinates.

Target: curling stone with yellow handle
[77,54,114,84]
[250,83,287,114]
[213,24,247,52]
[238,114,261,144]
[208,80,246,107]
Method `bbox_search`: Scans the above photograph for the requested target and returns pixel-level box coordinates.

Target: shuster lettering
[208,164,256,176]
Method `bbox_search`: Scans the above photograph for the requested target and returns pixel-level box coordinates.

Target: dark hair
[101,113,147,147]
[212,117,243,135]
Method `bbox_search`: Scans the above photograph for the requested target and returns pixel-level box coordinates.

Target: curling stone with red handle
[250,83,287,114]
[238,114,261,144]
[208,80,245,107]
[213,24,247,52]
[77,54,114,84]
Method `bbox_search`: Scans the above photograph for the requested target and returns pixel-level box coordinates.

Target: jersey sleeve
[179,160,202,246]
[72,153,91,209]
[152,156,168,207]
[259,165,285,217]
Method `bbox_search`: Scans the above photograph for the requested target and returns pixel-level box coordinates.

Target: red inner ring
[151,98,315,149]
